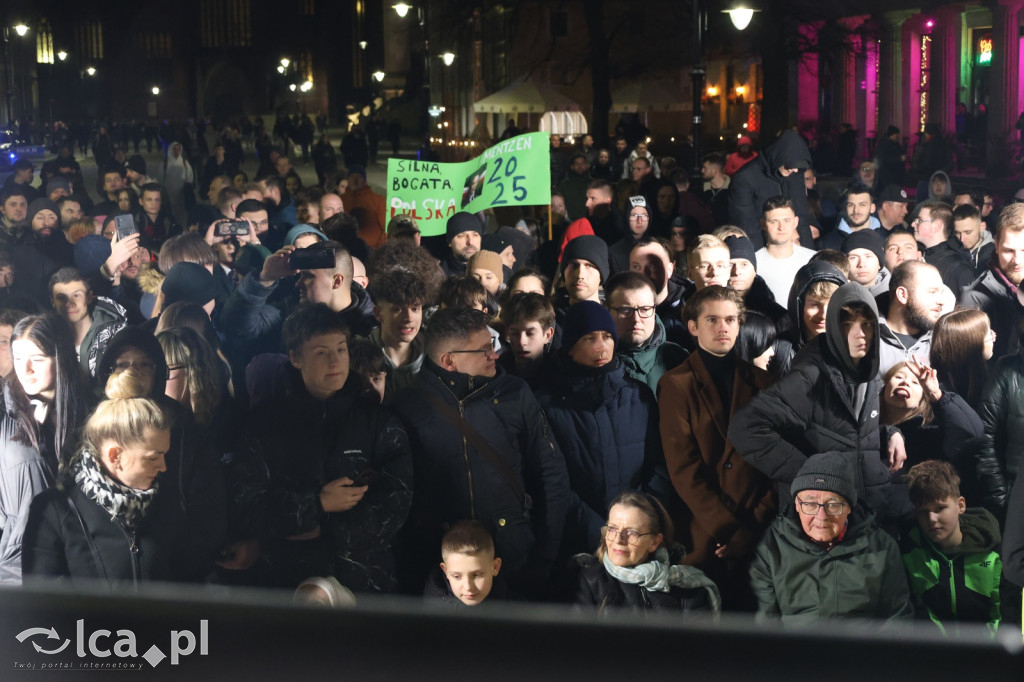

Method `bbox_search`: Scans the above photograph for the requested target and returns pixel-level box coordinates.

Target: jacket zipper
[438,377,490,522]
[117,520,141,588]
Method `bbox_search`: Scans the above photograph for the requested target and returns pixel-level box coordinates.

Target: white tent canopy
[473,80,581,114]
[538,111,588,136]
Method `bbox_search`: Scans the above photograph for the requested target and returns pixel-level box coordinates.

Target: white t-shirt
[755,245,817,309]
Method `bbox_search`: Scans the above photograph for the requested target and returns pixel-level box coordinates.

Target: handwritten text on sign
[386,132,552,237]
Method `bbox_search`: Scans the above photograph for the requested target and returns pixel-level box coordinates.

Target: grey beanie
[790,452,858,509]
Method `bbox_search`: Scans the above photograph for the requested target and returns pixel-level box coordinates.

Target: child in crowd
[425,521,506,608]
[900,460,1002,634]
[497,292,556,390]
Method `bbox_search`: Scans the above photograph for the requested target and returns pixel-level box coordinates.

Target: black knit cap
[791,452,858,508]
[562,235,610,283]
[446,212,482,243]
[724,235,757,272]
[561,300,618,353]
[161,262,215,307]
[841,229,885,265]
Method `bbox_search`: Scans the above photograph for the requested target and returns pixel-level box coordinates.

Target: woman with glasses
[95,326,226,582]
[750,452,912,624]
[0,313,91,583]
[537,301,667,555]
[573,491,719,617]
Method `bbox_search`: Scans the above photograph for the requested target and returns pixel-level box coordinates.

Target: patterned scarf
[72,447,158,532]
[602,547,721,614]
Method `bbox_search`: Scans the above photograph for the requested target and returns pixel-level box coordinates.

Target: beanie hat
[724,235,757,272]
[161,262,215,307]
[284,224,328,246]
[446,212,482,242]
[841,229,885,265]
[482,232,511,254]
[73,234,113,277]
[26,198,59,226]
[562,235,610,283]
[561,300,618,353]
[467,250,504,285]
[126,154,147,175]
[45,177,71,197]
[791,452,858,509]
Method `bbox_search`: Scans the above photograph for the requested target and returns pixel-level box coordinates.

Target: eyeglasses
[613,305,655,319]
[911,216,933,225]
[628,214,649,222]
[603,525,656,546]
[448,338,499,356]
[112,360,156,373]
[795,497,847,516]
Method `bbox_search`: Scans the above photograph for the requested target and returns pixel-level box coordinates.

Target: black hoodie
[728,130,815,249]
[785,260,848,348]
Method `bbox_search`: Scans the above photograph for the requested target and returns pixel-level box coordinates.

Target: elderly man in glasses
[394,307,570,599]
[749,452,913,625]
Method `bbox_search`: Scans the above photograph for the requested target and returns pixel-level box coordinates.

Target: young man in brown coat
[657,285,776,611]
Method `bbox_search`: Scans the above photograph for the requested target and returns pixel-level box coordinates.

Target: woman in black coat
[23,368,180,587]
[573,491,719,617]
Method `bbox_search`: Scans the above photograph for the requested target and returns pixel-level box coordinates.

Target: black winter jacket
[961,266,1024,362]
[395,361,570,597]
[976,345,1024,518]
[536,358,667,554]
[23,473,181,588]
[572,552,711,618]
[730,284,896,517]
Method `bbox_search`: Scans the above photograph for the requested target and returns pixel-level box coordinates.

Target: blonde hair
[156,327,222,425]
[687,234,727,269]
[83,369,172,453]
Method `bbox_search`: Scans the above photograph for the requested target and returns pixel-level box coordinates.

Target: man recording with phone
[219,235,379,400]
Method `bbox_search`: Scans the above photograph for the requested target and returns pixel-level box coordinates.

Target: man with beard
[0,187,28,244]
[877,261,944,375]
[962,203,1024,361]
[822,184,879,250]
[440,212,482,277]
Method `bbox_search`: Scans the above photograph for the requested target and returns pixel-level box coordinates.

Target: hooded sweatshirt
[900,507,1002,634]
[786,261,848,349]
[928,171,953,203]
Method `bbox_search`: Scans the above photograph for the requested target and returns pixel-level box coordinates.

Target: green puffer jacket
[617,316,688,393]
[900,507,1002,634]
[750,503,914,625]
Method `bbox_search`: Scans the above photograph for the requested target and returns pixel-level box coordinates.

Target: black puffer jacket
[395,361,570,597]
[730,283,896,517]
[975,345,1024,518]
[728,131,814,249]
[960,266,1023,363]
[23,469,181,588]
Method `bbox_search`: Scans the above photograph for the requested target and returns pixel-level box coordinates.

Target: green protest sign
[386,132,552,236]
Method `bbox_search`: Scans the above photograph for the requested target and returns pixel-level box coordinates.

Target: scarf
[72,447,158,532]
[602,547,721,614]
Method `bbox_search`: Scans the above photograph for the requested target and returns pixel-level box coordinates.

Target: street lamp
[442,52,455,67]
[300,80,313,92]
[280,58,290,68]
[57,50,67,61]
[13,25,28,37]
[372,71,385,83]
[690,1,753,175]
[85,67,95,76]
[359,40,367,50]
[723,7,757,31]
[393,3,411,18]
[289,83,297,92]
[151,86,160,96]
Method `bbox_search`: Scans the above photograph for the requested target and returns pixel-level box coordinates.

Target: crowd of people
[0,117,1023,634]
